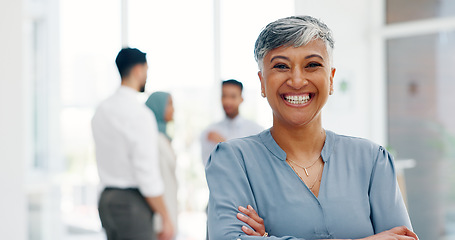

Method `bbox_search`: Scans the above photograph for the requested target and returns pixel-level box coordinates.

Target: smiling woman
[205,16,418,240]
[259,40,335,132]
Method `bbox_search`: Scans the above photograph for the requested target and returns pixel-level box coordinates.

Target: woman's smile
[282,93,314,106]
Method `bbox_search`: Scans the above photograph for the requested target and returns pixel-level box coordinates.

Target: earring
[329,89,334,95]
[261,92,266,98]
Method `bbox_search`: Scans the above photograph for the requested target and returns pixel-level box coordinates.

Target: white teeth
[285,95,310,104]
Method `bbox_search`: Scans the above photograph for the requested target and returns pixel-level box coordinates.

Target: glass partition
[387,31,455,239]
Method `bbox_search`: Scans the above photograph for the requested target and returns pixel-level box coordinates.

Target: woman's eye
[273,64,289,70]
[306,62,322,68]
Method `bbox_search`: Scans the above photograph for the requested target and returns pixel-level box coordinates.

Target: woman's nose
[287,69,308,89]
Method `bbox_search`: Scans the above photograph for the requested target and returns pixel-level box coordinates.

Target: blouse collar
[259,128,335,163]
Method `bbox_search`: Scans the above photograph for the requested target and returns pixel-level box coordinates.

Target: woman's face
[258,39,335,128]
[164,96,174,122]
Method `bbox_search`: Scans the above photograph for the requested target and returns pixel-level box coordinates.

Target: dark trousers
[98,188,156,240]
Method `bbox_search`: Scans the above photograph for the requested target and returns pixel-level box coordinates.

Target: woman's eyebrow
[270,56,289,62]
[270,54,324,63]
[305,54,324,60]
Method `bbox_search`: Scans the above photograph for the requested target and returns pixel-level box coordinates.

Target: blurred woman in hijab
[146,91,178,239]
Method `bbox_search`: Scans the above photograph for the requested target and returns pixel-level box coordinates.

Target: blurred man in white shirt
[200,79,263,166]
[92,48,174,240]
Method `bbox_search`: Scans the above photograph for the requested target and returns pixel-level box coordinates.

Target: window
[59,0,121,236]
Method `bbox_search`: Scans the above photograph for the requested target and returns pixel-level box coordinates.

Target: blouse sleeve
[205,142,303,240]
[368,146,413,233]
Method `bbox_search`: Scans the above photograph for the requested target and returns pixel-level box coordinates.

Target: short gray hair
[254,16,334,70]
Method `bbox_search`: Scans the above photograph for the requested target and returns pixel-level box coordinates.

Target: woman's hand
[236,205,267,236]
[360,226,418,240]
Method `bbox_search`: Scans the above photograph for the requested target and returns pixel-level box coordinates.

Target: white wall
[295,0,386,145]
[0,0,27,239]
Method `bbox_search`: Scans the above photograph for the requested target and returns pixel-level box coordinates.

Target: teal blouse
[205,129,412,240]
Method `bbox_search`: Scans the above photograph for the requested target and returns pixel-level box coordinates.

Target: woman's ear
[258,71,266,98]
[329,68,336,94]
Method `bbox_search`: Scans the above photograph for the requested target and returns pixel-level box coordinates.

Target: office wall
[0,0,27,239]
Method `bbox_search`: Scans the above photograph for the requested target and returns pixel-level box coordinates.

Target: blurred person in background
[200,79,263,166]
[92,48,174,240]
[205,16,418,240]
[146,92,178,239]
